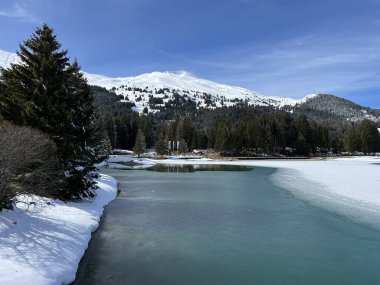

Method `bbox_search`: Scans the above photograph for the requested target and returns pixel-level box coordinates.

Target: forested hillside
[91,87,380,157]
[296,94,380,122]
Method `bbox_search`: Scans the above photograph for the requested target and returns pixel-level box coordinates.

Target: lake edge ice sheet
[152,156,380,229]
[75,161,380,285]
[0,174,118,285]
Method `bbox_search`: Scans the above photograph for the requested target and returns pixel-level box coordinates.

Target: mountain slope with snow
[84,70,302,112]
[0,49,301,111]
[295,94,380,122]
[84,70,299,106]
[1,49,379,121]
[0,50,19,69]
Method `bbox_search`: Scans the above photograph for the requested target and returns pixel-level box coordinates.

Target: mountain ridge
[1,49,379,122]
[0,49,312,110]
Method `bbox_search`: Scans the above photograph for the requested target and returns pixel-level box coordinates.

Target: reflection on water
[146,164,253,173]
[74,166,380,285]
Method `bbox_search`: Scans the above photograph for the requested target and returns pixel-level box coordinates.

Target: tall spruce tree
[133,129,146,157]
[359,119,380,154]
[178,138,188,154]
[0,24,103,199]
[155,132,167,155]
[344,126,361,153]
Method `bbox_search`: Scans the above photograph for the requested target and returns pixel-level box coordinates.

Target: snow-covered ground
[152,156,380,229]
[105,155,156,169]
[1,155,379,284]
[0,174,118,285]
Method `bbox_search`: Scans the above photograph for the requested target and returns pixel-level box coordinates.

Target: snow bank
[167,155,213,161]
[153,156,380,228]
[106,155,155,169]
[154,157,380,206]
[112,149,134,154]
[0,174,118,285]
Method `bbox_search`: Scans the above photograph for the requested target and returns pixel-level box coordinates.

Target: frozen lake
[74,165,380,285]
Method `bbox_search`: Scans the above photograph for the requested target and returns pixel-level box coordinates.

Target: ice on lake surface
[74,165,380,285]
[146,164,254,172]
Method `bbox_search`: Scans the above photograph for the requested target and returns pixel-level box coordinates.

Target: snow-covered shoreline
[152,157,380,202]
[2,156,378,285]
[102,155,380,229]
[105,155,380,221]
[0,174,118,285]
[152,156,380,229]
[104,155,380,215]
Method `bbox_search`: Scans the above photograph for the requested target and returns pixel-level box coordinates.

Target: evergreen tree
[115,118,128,149]
[344,126,361,153]
[139,115,155,148]
[296,132,310,156]
[0,82,25,124]
[359,119,380,153]
[197,131,208,149]
[214,121,228,151]
[0,24,103,199]
[178,138,188,154]
[176,117,194,148]
[191,131,199,150]
[133,129,146,157]
[91,118,113,163]
[155,132,167,155]
[104,115,117,149]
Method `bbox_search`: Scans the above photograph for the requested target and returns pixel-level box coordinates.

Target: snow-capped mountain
[84,70,303,112]
[0,50,19,69]
[0,49,304,112]
[1,49,378,121]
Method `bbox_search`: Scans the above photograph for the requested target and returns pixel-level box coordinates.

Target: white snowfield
[0,174,118,285]
[0,49,315,113]
[0,50,19,69]
[152,156,380,229]
[0,156,379,284]
[83,70,301,108]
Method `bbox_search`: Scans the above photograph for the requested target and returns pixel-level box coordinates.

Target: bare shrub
[0,123,63,210]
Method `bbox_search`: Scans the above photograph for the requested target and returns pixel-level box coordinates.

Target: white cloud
[188,33,380,99]
[0,1,40,23]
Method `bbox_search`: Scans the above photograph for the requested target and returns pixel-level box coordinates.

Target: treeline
[344,119,380,153]
[153,113,331,156]
[91,85,151,150]
[0,25,111,210]
[92,85,380,157]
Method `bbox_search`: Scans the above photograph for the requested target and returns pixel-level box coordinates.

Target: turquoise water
[74,165,380,285]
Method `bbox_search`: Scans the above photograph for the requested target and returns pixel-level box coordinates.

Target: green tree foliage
[91,118,113,162]
[133,129,146,157]
[176,117,194,148]
[214,121,231,152]
[359,119,380,153]
[0,24,108,199]
[92,90,343,157]
[344,125,361,153]
[343,120,380,154]
[155,132,167,155]
[90,85,139,150]
[139,115,156,148]
[178,138,188,154]
[103,115,117,149]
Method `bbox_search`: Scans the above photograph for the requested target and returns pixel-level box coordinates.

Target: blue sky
[0,0,380,108]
